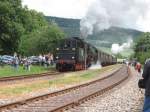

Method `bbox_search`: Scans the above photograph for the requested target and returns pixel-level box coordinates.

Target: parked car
[28,56,41,65]
[0,56,2,60]
[0,56,4,66]
[1,55,15,64]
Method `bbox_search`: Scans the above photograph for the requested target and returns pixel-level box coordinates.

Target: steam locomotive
[55,37,117,71]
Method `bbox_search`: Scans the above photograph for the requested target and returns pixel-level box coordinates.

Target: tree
[114,53,124,58]
[0,0,24,54]
[134,32,150,64]
[19,22,65,56]
[0,0,65,55]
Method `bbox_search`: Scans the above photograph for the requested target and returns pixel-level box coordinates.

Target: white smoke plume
[89,61,102,70]
[80,0,150,38]
[111,38,133,54]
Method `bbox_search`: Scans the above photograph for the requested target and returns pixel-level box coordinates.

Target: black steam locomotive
[55,37,117,71]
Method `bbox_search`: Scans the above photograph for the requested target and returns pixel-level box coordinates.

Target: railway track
[0,65,119,84]
[0,65,129,112]
[0,71,60,83]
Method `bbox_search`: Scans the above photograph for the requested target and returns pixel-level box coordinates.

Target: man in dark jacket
[142,59,150,112]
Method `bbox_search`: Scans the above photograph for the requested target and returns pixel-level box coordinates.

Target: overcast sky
[22,0,96,19]
[22,0,150,32]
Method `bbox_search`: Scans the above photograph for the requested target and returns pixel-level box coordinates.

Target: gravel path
[66,66,144,112]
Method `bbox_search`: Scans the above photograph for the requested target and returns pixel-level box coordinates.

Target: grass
[0,81,49,95]
[0,64,121,96]
[0,65,54,78]
[48,65,118,86]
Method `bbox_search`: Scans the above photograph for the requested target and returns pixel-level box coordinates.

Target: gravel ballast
[66,67,144,112]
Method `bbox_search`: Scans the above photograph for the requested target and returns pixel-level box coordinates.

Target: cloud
[22,0,150,32]
[80,0,150,38]
[22,0,96,18]
[111,38,133,54]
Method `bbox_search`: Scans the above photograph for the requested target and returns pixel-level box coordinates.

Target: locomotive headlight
[72,56,75,59]
[56,56,59,59]
[56,48,59,50]
[72,48,76,50]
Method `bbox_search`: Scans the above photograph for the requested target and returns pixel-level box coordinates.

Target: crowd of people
[5,53,54,71]
[38,54,54,67]
[130,59,150,112]
[137,59,150,112]
[125,59,150,112]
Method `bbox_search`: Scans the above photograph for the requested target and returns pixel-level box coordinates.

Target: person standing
[136,62,142,73]
[24,58,31,71]
[39,54,42,66]
[141,59,150,112]
[13,56,19,71]
[42,55,45,66]
[50,54,54,66]
[45,55,49,68]
[133,61,137,70]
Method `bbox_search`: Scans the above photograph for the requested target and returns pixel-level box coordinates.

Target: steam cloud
[80,0,149,38]
[111,38,133,54]
[89,61,102,70]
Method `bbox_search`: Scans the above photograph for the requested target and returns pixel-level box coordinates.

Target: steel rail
[0,65,126,112]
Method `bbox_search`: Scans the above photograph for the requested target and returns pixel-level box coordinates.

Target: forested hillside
[46,16,80,37]
[87,27,142,48]
[46,16,142,47]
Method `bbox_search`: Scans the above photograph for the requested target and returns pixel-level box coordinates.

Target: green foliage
[114,53,124,58]
[88,27,142,44]
[135,51,150,64]
[35,23,65,54]
[134,32,150,64]
[0,0,25,54]
[0,0,65,55]
[19,22,65,55]
[18,9,65,55]
[46,16,80,37]
[0,65,52,77]
[134,32,150,52]
[20,8,48,33]
[18,8,65,55]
